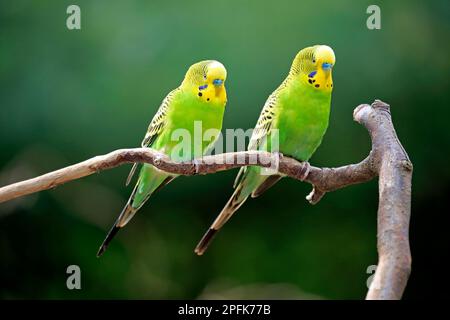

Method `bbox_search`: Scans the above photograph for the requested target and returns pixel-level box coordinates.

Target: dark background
[0,0,449,299]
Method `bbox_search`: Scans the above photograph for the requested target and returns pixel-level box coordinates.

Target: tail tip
[194,245,207,256]
[96,245,107,258]
[96,225,121,258]
[195,228,218,256]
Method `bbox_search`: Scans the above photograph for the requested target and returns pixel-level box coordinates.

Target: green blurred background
[0,0,449,299]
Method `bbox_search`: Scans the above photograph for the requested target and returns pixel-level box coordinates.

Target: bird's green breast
[275,80,331,161]
[153,90,225,162]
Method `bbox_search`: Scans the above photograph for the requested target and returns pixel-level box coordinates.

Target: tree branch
[0,99,412,300]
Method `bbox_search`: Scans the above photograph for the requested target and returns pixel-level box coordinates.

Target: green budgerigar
[195,45,336,255]
[97,60,228,257]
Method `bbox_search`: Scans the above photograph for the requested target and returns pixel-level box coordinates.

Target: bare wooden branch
[0,99,412,300]
[356,100,413,300]
[0,149,370,205]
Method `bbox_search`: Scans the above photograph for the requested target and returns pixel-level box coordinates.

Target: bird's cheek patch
[307,71,319,88]
[197,89,211,102]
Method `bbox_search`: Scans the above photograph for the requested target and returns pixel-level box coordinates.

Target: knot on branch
[372,99,390,111]
[401,160,413,172]
[306,186,325,205]
[150,151,170,168]
[353,99,391,125]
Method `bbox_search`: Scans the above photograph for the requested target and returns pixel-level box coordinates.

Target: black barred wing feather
[233,92,278,189]
[125,89,179,186]
[247,93,277,151]
[141,89,178,147]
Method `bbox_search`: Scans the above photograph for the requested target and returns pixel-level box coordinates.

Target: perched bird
[195,45,336,255]
[97,60,228,257]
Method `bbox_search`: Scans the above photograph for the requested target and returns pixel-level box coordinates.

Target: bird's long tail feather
[97,173,174,257]
[195,185,248,255]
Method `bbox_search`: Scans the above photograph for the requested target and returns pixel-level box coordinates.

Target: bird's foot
[260,151,283,176]
[298,161,310,181]
[272,151,284,169]
[152,151,166,168]
[273,151,284,161]
[192,158,201,174]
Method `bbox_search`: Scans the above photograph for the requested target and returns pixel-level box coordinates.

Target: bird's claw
[299,161,310,181]
[273,151,284,161]
[192,159,201,174]
[272,151,284,170]
[153,153,164,167]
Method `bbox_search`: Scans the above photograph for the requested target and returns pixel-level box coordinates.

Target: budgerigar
[195,45,335,255]
[97,60,228,257]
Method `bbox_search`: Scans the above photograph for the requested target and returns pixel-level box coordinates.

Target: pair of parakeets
[97,45,336,257]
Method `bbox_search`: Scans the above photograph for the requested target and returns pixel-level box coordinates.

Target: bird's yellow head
[291,45,336,92]
[182,60,227,105]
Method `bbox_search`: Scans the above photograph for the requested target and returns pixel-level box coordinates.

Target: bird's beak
[213,79,224,86]
[322,62,333,71]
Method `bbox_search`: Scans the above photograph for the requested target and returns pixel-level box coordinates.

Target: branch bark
[0,99,412,300]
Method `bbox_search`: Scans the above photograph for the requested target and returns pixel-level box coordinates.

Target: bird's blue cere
[322,62,332,70]
[213,79,223,86]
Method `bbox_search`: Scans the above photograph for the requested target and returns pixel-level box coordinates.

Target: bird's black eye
[312,59,316,63]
